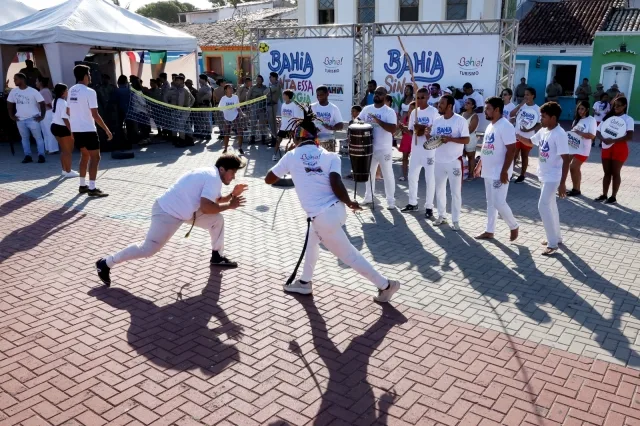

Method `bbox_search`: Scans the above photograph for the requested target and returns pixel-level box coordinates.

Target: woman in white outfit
[461,97,479,181]
[566,100,596,196]
[50,84,79,178]
[37,77,58,154]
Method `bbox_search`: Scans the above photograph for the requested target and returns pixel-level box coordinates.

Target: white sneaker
[362,199,373,205]
[373,280,400,303]
[452,222,460,231]
[283,280,312,295]
[65,170,80,178]
[434,217,448,226]
[272,154,278,161]
[61,170,67,177]
[387,204,397,210]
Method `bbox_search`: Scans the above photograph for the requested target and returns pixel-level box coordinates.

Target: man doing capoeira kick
[264,104,401,302]
[95,154,248,286]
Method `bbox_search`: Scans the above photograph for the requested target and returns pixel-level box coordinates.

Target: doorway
[601,63,634,101]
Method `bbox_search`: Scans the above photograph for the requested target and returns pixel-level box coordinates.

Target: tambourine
[423,135,444,150]
[517,108,540,131]
[567,131,581,150]
[601,116,627,139]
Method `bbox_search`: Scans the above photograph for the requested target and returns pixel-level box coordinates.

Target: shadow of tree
[88,267,241,375]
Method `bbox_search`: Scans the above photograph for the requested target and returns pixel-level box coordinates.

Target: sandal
[541,247,558,256]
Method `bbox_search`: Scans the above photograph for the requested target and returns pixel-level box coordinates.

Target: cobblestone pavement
[1,133,640,425]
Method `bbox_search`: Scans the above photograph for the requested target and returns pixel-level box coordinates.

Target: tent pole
[118,50,124,76]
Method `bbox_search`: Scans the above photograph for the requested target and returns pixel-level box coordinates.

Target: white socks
[89,180,96,190]
[80,177,86,186]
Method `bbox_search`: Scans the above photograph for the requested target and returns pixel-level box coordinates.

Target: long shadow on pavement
[290,294,407,425]
[88,267,241,375]
[421,220,640,366]
[0,177,63,219]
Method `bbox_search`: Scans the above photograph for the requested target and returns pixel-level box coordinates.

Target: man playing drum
[265,104,401,302]
[311,86,343,153]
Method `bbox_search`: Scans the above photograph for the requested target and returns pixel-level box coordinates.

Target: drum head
[567,131,581,150]
[517,108,540,131]
[601,116,627,139]
[349,122,373,131]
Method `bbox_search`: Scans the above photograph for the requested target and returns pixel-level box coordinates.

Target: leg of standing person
[363,155,381,204]
[483,178,498,235]
[424,157,436,214]
[78,147,90,192]
[235,120,244,155]
[379,151,396,208]
[434,161,449,224]
[601,156,613,198]
[16,119,34,162]
[57,135,76,175]
[407,151,423,207]
[28,118,46,160]
[41,110,58,153]
[610,160,624,202]
[538,181,561,252]
[192,209,225,257]
[449,158,463,229]
[402,152,409,180]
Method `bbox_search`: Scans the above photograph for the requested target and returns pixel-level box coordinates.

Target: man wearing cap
[593,83,605,103]
[607,84,621,100]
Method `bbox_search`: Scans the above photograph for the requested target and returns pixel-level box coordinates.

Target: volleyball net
[126,89,271,138]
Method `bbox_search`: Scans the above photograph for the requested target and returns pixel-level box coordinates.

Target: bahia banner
[259,38,354,121]
[373,35,501,105]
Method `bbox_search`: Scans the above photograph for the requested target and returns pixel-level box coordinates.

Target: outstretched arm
[330,173,361,211]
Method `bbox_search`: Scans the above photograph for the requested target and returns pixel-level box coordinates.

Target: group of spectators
[513,76,623,105]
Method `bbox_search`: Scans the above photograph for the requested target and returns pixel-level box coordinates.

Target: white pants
[435,159,463,222]
[483,178,518,233]
[300,203,388,289]
[107,201,224,267]
[41,110,58,153]
[408,147,435,209]
[538,181,562,248]
[364,150,395,205]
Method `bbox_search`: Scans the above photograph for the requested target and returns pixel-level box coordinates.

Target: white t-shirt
[219,95,240,121]
[515,103,541,138]
[428,96,441,108]
[271,144,341,218]
[280,102,303,131]
[463,91,485,111]
[480,118,516,180]
[68,84,98,132]
[358,104,398,152]
[311,102,343,137]
[597,114,635,150]
[52,99,69,126]
[531,126,570,183]
[433,113,470,163]
[593,101,611,122]
[503,102,516,120]
[408,105,439,157]
[7,87,44,120]
[157,168,223,221]
[569,116,597,157]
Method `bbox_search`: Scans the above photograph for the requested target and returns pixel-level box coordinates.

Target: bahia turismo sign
[259,38,354,121]
[373,35,500,100]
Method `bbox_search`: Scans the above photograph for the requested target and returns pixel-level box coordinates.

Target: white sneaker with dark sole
[433,217,448,226]
[373,280,400,303]
[284,280,312,295]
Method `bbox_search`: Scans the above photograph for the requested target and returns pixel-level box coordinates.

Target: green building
[591,8,640,122]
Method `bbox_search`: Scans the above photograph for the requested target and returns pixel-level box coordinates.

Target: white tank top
[466,113,477,141]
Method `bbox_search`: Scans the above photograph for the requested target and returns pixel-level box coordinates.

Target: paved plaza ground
[1,132,640,425]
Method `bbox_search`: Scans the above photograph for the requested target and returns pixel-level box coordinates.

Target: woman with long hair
[461,97,479,181]
[566,100,596,196]
[594,95,635,204]
[50,84,79,177]
[36,77,58,154]
[399,84,414,122]
[397,101,416,181]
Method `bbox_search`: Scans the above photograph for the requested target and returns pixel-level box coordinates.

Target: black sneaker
[96,258,111,286]
[425,209,434,220]
[250,136,256,145]
[566,189,581,197]
[88,188,109,197]
[604,196,617,205]
[400,204,418,213]
[514,175,525,184]
[79,185,89,194]
[238,148,245,156]
[37,155,45,163]
[222,148,228,154]
[210,252,238,268]
[594,194,607,202]
[22,155,33,164]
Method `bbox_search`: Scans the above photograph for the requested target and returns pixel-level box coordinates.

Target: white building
[179,0,296,24]
[297,0,504,26]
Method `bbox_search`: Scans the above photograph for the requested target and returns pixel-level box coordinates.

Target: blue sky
[18,0,215,12]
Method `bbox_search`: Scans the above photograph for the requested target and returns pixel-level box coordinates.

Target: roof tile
[604,7,640,31]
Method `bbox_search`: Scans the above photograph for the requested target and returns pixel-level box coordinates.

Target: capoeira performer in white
[401,87,439,219]
[357,86,398,209]
[265,104,401,302]
[474,96,520,241]
[426,94,470,230]
[95,154,248,286]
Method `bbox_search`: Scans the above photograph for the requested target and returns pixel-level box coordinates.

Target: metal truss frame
[250,19,519,102]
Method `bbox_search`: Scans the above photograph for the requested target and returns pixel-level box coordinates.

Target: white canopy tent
[0,0,198,88]
[0,0,37,90]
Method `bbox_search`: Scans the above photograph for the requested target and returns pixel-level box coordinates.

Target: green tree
[208,0,248,7]
[135,1,197,23]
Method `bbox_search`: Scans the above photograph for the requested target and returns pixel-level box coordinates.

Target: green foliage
[135,1,197,23]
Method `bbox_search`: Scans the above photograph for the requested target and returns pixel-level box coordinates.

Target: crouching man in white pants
[265,105,401,303]
[516,102,571,256]
[95,154,248,286]
[474,96,520,241]
[428,95,470,231]
[401,87,439,219]
[358,86,398,209]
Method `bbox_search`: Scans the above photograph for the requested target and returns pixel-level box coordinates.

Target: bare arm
[510,102,522,118]
[469,114,479,134]
[91,108,113,140]
[265,171,280,185]
[599,129,634,144]
[199,195,244,214]
[573,130,596,140]
[34,101,46,122]
[7,102,17,121]
[329,173,360,210]
[515,133,534,147]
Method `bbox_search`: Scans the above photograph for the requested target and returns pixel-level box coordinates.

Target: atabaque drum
[348,122,373,182]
